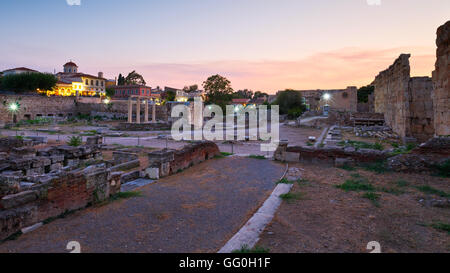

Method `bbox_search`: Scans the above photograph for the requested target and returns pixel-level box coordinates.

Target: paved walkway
[0,157,285,253]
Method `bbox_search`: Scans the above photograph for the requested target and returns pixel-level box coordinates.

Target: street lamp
[103,98,110,104]
[323,93,331,101]
[8,102,19,112]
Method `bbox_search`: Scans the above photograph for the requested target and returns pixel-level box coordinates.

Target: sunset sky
[0,0,449,93]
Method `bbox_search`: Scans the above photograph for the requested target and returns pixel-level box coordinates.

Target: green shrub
[337,140,383,151]
[415,185,450,198]
[68,136,82,147]
[434,159,450,178]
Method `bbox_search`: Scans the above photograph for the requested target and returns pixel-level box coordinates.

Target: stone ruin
[145,141,220,179]
[0,138,221,240]
[372,20,449,143]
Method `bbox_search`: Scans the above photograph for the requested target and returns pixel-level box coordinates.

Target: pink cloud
[100,47,435,94]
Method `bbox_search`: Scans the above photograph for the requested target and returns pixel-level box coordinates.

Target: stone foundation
[115,122,172,131]
[146,141,220,179]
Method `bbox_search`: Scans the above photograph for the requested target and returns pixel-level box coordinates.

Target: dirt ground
[256,162,450,253]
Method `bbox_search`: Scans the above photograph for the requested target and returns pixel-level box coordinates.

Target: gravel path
[0,157,285,253]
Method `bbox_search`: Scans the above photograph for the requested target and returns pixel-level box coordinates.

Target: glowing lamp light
[103,98,110,104]
[234,106,240,112]
[323,93,331,101]
[8,102,19,112]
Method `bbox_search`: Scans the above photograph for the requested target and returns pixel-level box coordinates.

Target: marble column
[152,101,156,123]
[128,97,133,123]
[136,97,141,124]
[144,99,149,123]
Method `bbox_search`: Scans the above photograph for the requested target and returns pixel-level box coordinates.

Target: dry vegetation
[257,162,450,253]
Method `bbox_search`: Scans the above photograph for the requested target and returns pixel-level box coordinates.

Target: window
[101,81,104,86]
[91,80,94,85]
[85,79,88,85]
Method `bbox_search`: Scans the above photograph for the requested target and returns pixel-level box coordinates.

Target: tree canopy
[357,85,374,103]
[183,84,198,93]
[117,73,126,86]
[0,73,57,92]
[124,71,146,85]
[233,89,254,99]
[203,74,234,108]
[273,89,306,119]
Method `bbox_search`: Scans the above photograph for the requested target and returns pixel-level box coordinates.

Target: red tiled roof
[2,67,38,73]
[232,98,251,103]
[64,61,78,67]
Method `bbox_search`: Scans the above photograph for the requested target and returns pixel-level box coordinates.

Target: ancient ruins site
[0,3,448,257]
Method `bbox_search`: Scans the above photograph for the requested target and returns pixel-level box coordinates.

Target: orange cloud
[105,46,435,94]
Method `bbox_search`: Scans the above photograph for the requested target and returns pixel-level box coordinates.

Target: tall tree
[202,74,234,109]
[253,91,269,99]
[125,71,146,85]
[117,73,125,86]
[357,85,374,103]
[274,89,306,119]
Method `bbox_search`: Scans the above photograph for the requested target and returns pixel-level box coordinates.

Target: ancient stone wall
[432,21,450,136]
[274,142,388,166]
[146,141,220,179]
[408,77,435,142]
[0,94,78,124]
[0,166,121,240]
[373,54,434,142]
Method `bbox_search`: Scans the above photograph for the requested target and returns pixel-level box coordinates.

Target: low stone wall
[0,167,122,240]
[115,122,172,131]
[145,141,220,179]
[274,142,388,166]
[387,137,450,172]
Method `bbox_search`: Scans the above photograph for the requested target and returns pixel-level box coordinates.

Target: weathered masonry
[432,21,450,136]
[373,20,450,143]
[373,54,434,143]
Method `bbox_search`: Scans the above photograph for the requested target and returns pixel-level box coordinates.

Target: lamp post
[322,93,331,117]
[8,102,20,124]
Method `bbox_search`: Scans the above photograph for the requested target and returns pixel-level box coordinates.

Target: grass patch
[336,178,375,192]
[337,140,384,151]
[362,192,381,207]
[350,173,362,178]
[232,245,270,253]
[339,164,356,171]
[276,178,293,184]
[109,191,143,202]
[396,180,410,187]
[0,231,23,243]
[43,209,79,225]
[221,152,233,157]
[430,222,450,235]
[68,135,82,147]
[433,159,450,178]
[248,155,266,160]
[379,187,405,196]
[279,192,305,203]
[362,161,389,174]
[415,185,450,198]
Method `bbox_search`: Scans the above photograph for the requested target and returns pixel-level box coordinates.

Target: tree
[125,71,146,85]
[117,73,125,86]
[183,84,198,93]
[106,87,115,98]
[273,89,306,119]
[357,85,374,103]
[203,74,234,109]
[1,73,57,92]
[233,89,253,99]
[253,91,268,99]
[163,90,176,102]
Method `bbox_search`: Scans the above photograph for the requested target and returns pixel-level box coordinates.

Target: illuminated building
[39,61,107,97]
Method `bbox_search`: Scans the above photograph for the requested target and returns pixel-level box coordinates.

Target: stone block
[1,190,38,209]
[284,152,300,162]
[145,168,159,180]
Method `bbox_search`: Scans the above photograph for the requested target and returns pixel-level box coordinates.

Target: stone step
[121,178,155,192]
